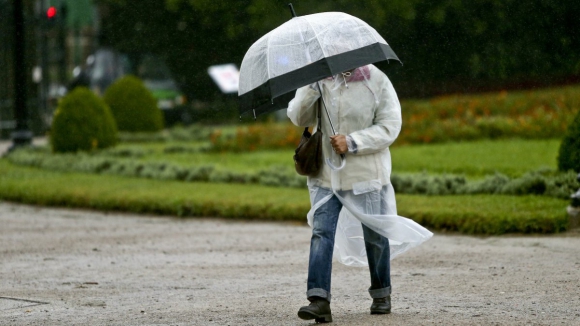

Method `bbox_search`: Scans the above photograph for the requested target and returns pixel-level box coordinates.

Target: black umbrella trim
[239,42,401,117]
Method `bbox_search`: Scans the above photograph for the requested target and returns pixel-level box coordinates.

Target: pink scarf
[327,65,371,82]
[348,65,371,81]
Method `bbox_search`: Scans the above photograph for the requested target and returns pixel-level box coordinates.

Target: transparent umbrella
[238,5,401,119]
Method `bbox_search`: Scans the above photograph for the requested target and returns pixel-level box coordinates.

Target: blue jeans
[306,191,391,303]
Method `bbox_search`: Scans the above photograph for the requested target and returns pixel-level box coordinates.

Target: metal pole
[316,81,345,166]
[35,0,48,134]
[10,0,33,151]
[316,81,337,135]
[40,0,49,126]
[58,3,68,86]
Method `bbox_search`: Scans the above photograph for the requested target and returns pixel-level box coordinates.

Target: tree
[96,0,580,102]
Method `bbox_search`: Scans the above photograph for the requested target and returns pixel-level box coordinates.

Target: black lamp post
[9,0,33,152]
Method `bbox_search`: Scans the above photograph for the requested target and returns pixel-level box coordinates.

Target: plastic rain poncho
[287,64,433,267]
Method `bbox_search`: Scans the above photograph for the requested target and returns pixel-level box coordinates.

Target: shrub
[463,173,510,194]
[7,147,579,199]
[103,75,164,132]
[100,147,149,158]
[0,159,569,234]
[50,87,118,153]
[557,109,580,172]
[500,172,547,195]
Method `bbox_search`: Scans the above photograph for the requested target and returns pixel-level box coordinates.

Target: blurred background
[2,0,580,234]
[1,0,579,138]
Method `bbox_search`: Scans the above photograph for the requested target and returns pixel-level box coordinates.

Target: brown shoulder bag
[293,98,323,176]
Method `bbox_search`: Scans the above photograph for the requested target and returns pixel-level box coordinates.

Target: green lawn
[391,138,560,177]
[135,147,295,173]
[0,160,310,220]
[0,160,569,234]
[111,138,561,177]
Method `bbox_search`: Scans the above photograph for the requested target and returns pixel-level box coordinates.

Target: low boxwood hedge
[0,160,569,235]
[6,147,578,199]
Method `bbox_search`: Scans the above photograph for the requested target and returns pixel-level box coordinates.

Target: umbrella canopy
[238,11,401,118]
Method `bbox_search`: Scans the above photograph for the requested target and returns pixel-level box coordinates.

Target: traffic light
[44,5,66,29]
[46,6,57,20]
[45,6,58,28]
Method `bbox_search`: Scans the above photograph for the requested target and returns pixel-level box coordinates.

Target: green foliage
[399,86,579,144]
[118,131,168,143]
[6,147,578,199]
[50,87,118,153]
[558,109,580,172]
[117,124,213,143]
[103,75,164,132]
[100,146,150,158]
[0,159,310,221]
[139,134,556,179]
[6,147,306,189]
[0,159,569,234]
[392,138,560,177]
[390,170,579,199]
[209,123,301,152]
[99,0,580,103]
[462,173,509,194]
[203,86,580,149]
[398,195,569,234]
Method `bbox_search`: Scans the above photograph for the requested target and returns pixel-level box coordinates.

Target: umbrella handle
[315,81,346,171]
[326,154,346,171]
[288,3,297,17]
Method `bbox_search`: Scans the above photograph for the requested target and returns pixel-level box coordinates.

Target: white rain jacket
[287,64,433,266]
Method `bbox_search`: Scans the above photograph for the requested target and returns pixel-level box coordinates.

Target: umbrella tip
[288,3,297,17]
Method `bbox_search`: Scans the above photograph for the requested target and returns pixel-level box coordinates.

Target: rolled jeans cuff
[307,288,331,303]
[368,286,391,299]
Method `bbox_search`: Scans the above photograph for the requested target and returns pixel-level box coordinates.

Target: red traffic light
[46,6,57,19]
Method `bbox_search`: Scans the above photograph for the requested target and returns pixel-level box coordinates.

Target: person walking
[287,64,432,323]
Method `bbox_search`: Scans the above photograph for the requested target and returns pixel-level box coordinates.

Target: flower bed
[209,85,580,150]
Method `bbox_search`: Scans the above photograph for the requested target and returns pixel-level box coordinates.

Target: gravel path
[1,202,579,325]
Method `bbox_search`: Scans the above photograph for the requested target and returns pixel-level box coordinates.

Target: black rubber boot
[297,297,332,323]
[370,295,391,314]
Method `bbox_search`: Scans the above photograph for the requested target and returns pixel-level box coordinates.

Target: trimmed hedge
[0,160,569,235]
[117,124,213,143]
[103,75,164,132]
[399,195,568,234]
[5,147,306,188]
[0,160,310,221]
[391,170,579,199]
[50,87,118,153]
[6,147,579,199]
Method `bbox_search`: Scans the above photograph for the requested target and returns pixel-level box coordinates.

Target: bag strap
[303,97,322,134]
[316,97,322,130]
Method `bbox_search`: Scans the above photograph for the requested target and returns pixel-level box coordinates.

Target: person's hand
[330,135,348,154]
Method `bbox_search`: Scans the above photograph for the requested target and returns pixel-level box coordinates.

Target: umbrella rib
[302,16,328,58]
[267,39,318,47]
[266,30,272,81]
